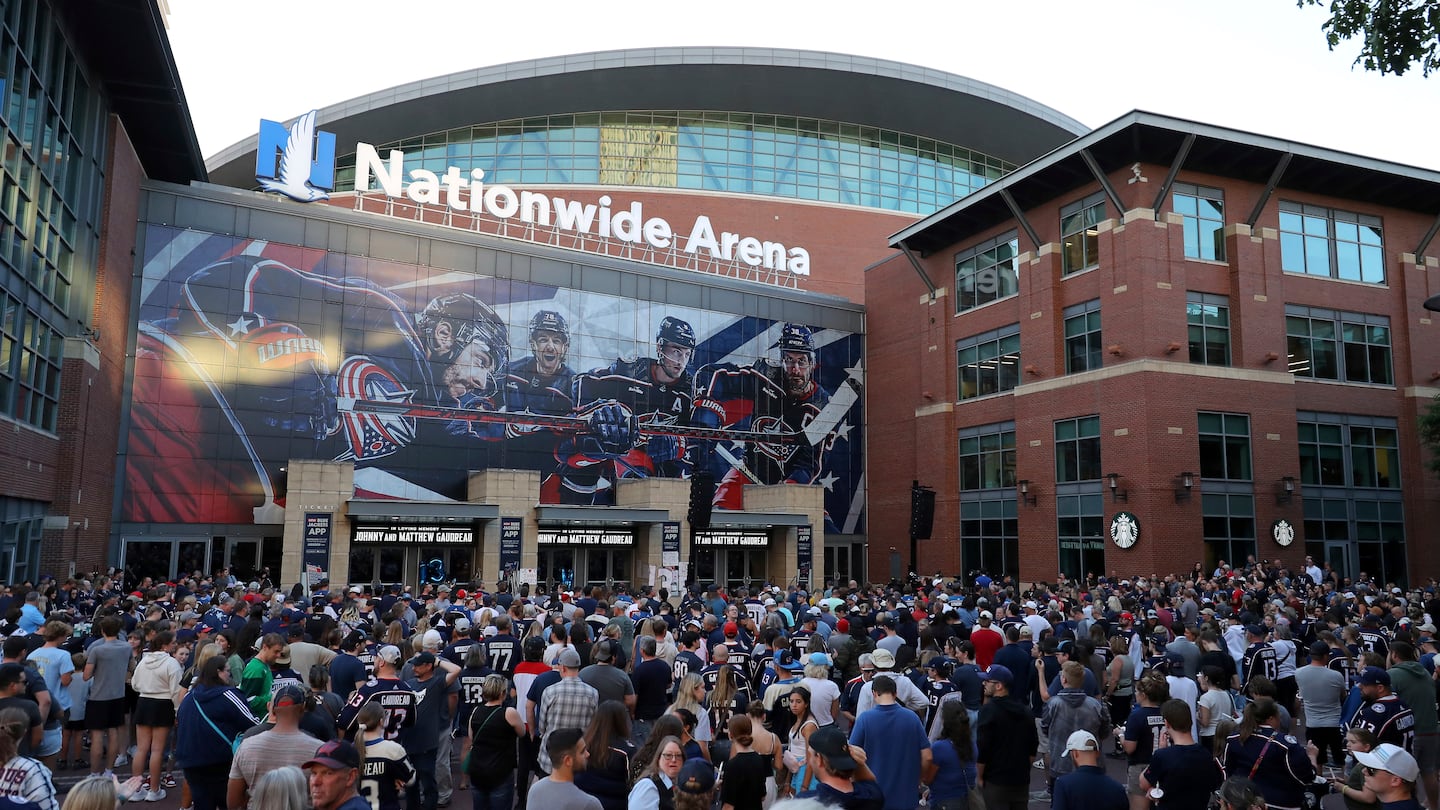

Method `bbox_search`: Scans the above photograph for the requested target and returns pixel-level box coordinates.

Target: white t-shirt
[799,676,842,726]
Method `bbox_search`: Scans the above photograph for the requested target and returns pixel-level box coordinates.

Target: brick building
[869,111,1440,587]
[0,0,204,581]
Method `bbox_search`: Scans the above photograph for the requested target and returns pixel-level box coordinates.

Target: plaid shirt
[537,674,599,771]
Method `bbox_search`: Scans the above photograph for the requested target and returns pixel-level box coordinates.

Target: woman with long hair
[176,655,260,810]
[465,673,523,810]
[356,702,414,810]
[0,707,59,810]
[250,765,309,810]
[1221,698,1315,810]
[1215,776,1267,810]
[667,674,713,744]
[745,701,783,806]
[60,773,143,810]
[632,715,686,784]
[781,685,818,798]
[574,700,637,810]
[703,664,749,763]
[719,715,767,810]
[628,735,685,810]
[1105,635,1135,753]
[217,629,245,685]
[923,701,977,810]
[382,620,405,647]
[129,630,182,802]
[1197,665,1232,753]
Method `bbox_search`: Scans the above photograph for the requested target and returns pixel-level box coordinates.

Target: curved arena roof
[207,48,1087,192]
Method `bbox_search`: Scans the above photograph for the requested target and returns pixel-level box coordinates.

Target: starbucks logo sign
[1272,518,1296,547]
[1110,512,1140,549]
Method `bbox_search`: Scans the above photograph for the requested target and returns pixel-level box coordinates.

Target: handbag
[461,704,504,773]
[192,696,245,756]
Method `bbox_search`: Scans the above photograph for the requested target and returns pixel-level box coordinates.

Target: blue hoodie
[175,683,261,769]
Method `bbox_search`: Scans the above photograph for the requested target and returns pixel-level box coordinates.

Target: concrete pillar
[280,459,354,588]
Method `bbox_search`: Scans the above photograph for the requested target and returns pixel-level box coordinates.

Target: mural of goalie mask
[417,293,510,405]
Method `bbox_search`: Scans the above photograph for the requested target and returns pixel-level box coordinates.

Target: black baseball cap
[303,739,360,771]
[808,726,857,770]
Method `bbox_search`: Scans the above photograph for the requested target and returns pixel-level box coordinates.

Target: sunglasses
[1363,767,1382,777]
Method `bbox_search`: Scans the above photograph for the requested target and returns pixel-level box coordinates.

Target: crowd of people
[0,555,1432,810]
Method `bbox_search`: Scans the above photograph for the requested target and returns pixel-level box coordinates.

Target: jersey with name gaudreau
[338,678,418,741]
[358,737,414,810]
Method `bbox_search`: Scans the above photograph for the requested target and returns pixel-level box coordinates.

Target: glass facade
[955,232,1019,313]
[1173,183,1225,261]
[332,111,1015,215]
[956,324,1020,401]
[1061,192,1106,274]
[1285,306,1392,385]
[0,0,108,432]
[1187,293,1231,366]
[1279,202,1384,284]
[1064,300,1102,374]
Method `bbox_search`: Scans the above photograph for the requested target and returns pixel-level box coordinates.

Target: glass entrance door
[723,548,766,591]
[584,547,631,591]
[539,547,575,592]
[226,539,261,581]
[1325,542,1352,583]
[124,541,174,583]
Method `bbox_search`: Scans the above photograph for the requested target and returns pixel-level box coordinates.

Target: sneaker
[145,788,167,803]
[161,774,177,789]
[113,754,131,768]
[1032,758,1046,769]
[1030,790,1052,802]
[101,770,115,780]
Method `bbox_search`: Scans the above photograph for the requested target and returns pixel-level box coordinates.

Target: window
[1278,202,1385,284]
[960,499,1019,581]
[957,325,1020,400]
[1198,412,1252,481]
[955,232,1019,313]
[1186,292,1230,366]
[1064,300,1102,374]
[1202,493,1255,574]
[1061,192,1106,274]
[1173,184,1225,261]
[959,423,1016,491]
[1057,493,1105,581]
[1055,415,1101,483]
[1285,306,1392,385]
[1303,497,1405,585]
[1298,413,1400,489]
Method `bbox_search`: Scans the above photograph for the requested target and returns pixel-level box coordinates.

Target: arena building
[871,111,1440,587]
[112,47,1085,591]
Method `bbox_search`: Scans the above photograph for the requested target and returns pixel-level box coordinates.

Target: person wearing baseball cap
[855,648,929,716]
[335,644,418,743]
[1354,743,1421,810]
[1353,666,1416,754]
[228,684,322,809]
[975,662,1039,810]
[1294,642,1347,771]
[1240,624,1278,693]
[303,739,369,810]
[1053,730,1126,810]
[803,725,884,806]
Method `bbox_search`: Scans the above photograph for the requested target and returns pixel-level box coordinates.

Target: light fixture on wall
[1106,472,1128,503]
[1174,471,1194,503]
[1276,475,1296,505]
[1017,479,1037,507]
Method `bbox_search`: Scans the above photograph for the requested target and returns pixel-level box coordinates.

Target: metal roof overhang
[53,0,206,184]
[534,506,672,525]
[891,111,1440,257]
[346,500,498,521]
[704,511,811,527]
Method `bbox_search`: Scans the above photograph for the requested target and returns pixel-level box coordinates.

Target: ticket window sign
[537,528,634,546]
[352,525,474,544]
[694,530,769,547]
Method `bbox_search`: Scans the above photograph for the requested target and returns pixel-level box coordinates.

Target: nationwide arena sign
[256,111,811,277]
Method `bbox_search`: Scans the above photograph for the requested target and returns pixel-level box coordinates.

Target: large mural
[123,224,864,532]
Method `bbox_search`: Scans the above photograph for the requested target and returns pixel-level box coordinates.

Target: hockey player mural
[123,225,865,530]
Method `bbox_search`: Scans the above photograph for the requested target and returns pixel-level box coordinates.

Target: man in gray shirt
[83,615,133,777]
[526,728,601,810]
[1294,642,1347,770]
[578,640,635,713]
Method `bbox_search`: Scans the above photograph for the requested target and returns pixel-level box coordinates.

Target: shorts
[133,697,175,728]
[38,726,61,757]
[65,717,86,731]
[1127,763,1148,794]
[85,698,126,730]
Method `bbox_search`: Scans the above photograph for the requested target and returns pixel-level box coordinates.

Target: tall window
[959,423,1016,491]
[1285,306,1392,385]
[956,232,1019,313]
[1304,497,1405,585]
[0,294,62,432]
[1055,415,1101,483]
[1202,493,1255,573]
[1278,202,1385,284]
[1186,292,1230,366]
[1057,493,1105,581]
[1173,184,1225,261]
[1298,413,1400,489]
[960,500,1019,581]
[957,325,1021,400]
[1064,300,1102,374]
[1198,412,1252,481]
[1061,192,1106,275]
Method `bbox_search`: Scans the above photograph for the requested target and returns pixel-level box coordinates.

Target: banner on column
[661,522,681,567]
[500,517,522,576]
[303,512,332,589]
[796,525,813,589]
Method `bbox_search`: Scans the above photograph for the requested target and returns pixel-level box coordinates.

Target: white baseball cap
[1063,731,1098,757]
[1353,744,1419,782]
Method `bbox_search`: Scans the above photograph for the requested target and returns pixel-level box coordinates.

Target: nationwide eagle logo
[255,110,335,202]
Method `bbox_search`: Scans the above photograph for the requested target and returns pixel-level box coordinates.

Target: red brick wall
[867,161,1440,584]
[39,115,143,578]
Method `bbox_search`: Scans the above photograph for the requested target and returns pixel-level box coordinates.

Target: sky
[166,0,1440,172]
